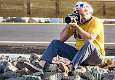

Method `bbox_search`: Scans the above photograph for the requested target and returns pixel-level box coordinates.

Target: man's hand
[68,19,79,30]
[68,19,97,41]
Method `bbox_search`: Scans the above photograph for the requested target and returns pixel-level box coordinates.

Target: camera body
[65,13,80,24]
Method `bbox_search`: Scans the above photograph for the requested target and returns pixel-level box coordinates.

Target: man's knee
[84,40,96,50]
[85,40,93,45]
[51,40,61,45]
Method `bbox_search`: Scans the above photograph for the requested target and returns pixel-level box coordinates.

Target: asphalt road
[0,24,114,46]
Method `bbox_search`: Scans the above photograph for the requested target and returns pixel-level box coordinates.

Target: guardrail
[0,23,114,46]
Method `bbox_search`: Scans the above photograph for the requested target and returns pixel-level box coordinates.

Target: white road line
[0,41,114,45]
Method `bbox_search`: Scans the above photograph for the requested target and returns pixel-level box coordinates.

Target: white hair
[74,1,93,14]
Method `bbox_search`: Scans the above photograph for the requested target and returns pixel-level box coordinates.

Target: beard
[80,13,92,24]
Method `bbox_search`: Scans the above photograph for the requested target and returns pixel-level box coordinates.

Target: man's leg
[80,48,102,66]
[41,40,78,63]
[71,40,102,68]
[31,39,77,73]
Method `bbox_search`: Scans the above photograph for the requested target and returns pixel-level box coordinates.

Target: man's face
[73,7,91,23]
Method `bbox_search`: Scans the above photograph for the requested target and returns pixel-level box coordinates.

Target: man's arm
[60,25,74,42]
[69,22,97,41]
[75,24,97,41]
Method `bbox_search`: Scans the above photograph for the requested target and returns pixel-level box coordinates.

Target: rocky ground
[0,53,114,80]
[0,45,114,80]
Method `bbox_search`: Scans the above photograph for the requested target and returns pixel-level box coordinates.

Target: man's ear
[79,8,85,14]
[84,8,88,12]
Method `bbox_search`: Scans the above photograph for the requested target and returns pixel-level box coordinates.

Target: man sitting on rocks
[36,1,105,73]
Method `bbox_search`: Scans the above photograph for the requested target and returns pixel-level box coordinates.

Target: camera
[65,13,80,24]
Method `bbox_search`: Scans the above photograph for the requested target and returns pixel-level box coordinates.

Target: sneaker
[24,62,44,74]
[58,63,69,72]
[67,64,75,76]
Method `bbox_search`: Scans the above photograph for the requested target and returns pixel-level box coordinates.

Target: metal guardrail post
[55,0,60,17]
[0,0,1,9]
[27,0,31,17]
[102,1,106,17]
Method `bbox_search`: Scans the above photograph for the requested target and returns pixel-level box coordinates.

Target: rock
[85,66,109,80]
[30,53,40,63]
[0,63,6,73]
[72,66,94,80]
[44,72,64,80]
[4,62,18,72]
[6,75,42,80]
[75,66,86,73]
[32,72,44,76]
[16,61,25,70]
[0,61,8,73]
[5,77,26,80]
[3,71,19,79]
[108,61,115,70]
[17,56,28,62]
[52,56,70,65]
[44,64,64,80]
[102,73,115,80]
[23,75,42,80]
[44,64,58,72]
[0,55,10,62]
[0,53,114,80]
[62,74,85,80]
[0,74,5,80]
[110,69,115,74]
[81,71,95,80]
[61,76,75,80]
[17,67,29,75]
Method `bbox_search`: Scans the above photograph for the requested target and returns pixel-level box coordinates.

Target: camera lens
[65,16,71,23]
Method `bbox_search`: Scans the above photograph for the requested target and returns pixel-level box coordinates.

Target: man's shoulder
[92,16,103,24]
[92,16,100,20]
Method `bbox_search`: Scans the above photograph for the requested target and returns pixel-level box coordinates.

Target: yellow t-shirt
[68,16,105,56]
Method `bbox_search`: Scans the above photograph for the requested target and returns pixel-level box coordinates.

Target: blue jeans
[42,40,102,67]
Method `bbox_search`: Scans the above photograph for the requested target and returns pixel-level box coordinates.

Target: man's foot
[57,63,75,76]
[67,64,75,76]
[58,63,69,72]
[24,62,44,74]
